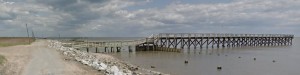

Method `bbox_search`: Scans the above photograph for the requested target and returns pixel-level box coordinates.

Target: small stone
[238,56,241,58]
[225,55,228,56]
[253,58,256,60]
[217,54,220,56]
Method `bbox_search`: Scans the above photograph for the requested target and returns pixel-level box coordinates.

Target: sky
[0,0,299,37]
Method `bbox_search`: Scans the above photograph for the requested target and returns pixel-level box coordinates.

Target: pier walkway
[61,33,294,52]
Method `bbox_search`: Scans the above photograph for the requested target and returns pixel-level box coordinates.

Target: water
[108,38,300,75]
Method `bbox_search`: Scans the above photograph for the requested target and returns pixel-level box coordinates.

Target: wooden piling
[86,47,89,52]
[95,47,98,53]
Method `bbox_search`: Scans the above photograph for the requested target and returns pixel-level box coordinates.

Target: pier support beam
[128,46,132,52]
[116,47,121,52]
[95,47,98,53]
[86,47,89,52]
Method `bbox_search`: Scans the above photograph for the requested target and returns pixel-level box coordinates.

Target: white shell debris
[48,40,166,75]
[99,63,108,70]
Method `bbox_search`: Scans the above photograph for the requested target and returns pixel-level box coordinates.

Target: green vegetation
[0,55,6,65]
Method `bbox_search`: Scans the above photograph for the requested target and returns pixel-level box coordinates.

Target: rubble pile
[48,40,165,75]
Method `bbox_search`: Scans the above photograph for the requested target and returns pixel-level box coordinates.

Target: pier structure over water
[148,33,294,51]
[61,33,294,52]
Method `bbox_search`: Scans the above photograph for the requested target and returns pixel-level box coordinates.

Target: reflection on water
[110,38,300,75]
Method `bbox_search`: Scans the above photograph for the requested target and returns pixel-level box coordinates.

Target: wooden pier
[149,33,294,51]
[60,33,294,52]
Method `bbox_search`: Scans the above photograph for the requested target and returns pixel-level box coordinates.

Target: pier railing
[63,33,294,51]
[156,33,294,38]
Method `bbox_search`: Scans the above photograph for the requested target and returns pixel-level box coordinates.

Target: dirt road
[0,40,101,75]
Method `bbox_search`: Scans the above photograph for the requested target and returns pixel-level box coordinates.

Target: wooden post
[86,47,89,52]
[128,46,132,52]
[206,37,209,48]
[25,24,30,44]
[95,47,98,53]
[117,47,121,52]
[146,38,149,51]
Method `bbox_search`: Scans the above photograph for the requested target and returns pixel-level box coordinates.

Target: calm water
[108,38,300,75]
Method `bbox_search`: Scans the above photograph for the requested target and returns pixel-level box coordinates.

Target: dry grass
[0,37,35,47]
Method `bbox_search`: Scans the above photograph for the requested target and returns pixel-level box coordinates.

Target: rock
[238,56,241,58]
[81,60,89,65]
[272,60,276,63]
[253,58,256,60]
[108,66,120,74]
[63,52,68,55]
[92,61,99,68]
[114,72,123,75]
[123,70,132,75]
[98,63,108,70]
[129,67,138,71]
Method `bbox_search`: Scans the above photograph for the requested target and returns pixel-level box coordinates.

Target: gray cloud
[0,0,299,37]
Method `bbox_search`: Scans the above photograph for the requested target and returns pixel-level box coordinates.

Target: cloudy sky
[0,0,299,37]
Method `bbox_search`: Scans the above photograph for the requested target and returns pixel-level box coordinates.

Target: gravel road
[18,40,101,75]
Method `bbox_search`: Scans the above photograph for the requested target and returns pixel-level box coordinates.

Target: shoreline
[48,40,167,75]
